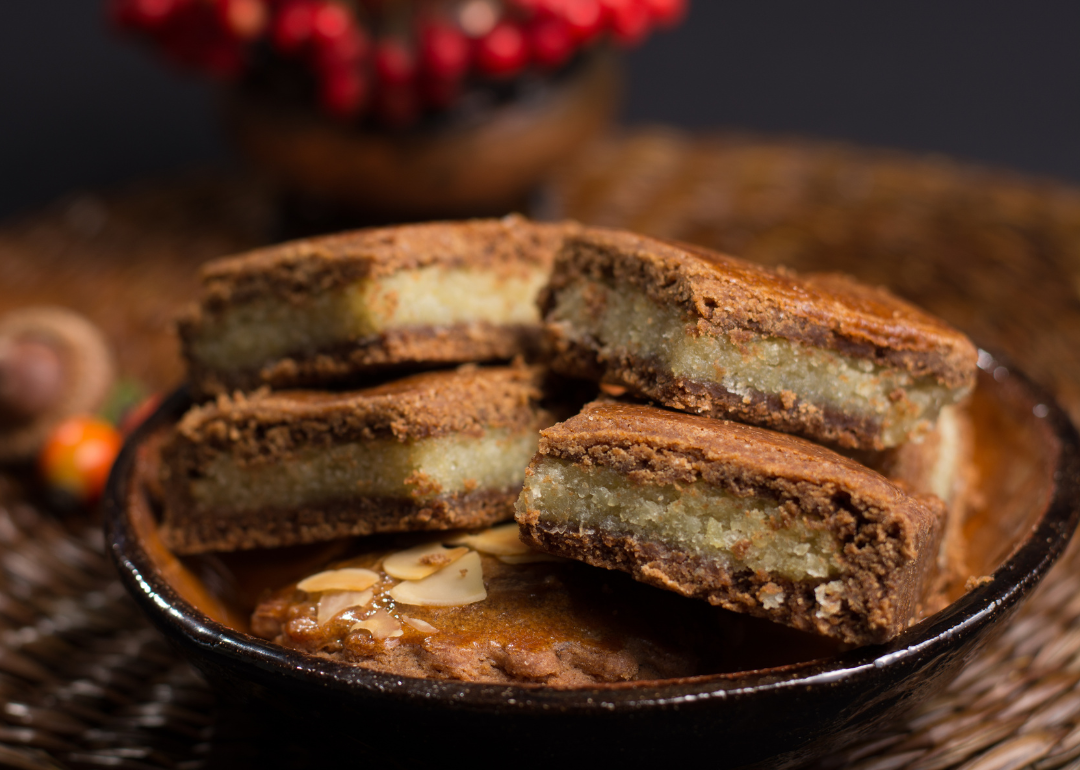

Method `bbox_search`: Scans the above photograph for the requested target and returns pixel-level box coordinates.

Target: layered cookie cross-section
[516,402,947,645]
[181,216,572,395]
[542,228,978,449]
[160,366,551,554]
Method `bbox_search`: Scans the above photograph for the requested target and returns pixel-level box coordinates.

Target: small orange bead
[39,416,123,503]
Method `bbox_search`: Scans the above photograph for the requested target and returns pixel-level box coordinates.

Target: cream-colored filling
[191,429,538,512]
[550,279,961,447]
[927,404,962,504]
[517,458,842,581]
[191,265,549,372]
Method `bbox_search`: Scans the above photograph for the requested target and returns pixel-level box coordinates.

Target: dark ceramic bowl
[105,358,1080,769]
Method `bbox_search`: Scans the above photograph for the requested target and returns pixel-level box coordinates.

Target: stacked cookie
[516,227,978,645]
[160,216,573,555]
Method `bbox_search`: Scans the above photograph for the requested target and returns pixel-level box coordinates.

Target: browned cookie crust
[180,215,574,396]
[163,491,520,555]
[516,401,946,645]
[193,216,565,306]
[161,365,551,554]
[541,227,978,449]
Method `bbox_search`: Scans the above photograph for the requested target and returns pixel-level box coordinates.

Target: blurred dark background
[1,0,1078,222]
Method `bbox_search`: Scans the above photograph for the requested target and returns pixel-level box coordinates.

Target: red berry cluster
[110,0,688,126]
[110,0,268,77]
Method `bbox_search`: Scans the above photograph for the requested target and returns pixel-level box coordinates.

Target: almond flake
[447,522,530,556]
[383,543,468,580]
[388,551,486,607]
[352,609,403,640]
[298,568,379,594]
[401,616,438,634]
[317,589,373,627]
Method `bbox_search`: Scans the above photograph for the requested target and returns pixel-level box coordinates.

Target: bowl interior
[106,359,1080,768]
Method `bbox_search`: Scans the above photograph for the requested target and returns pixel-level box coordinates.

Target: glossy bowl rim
[104,356,1080,715]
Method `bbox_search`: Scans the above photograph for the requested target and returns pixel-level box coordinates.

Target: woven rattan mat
[2,129,1080,769]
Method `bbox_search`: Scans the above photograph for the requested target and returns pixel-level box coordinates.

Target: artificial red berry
[597,0,627,18]
[641,0,685,27]
[39,416,123,504]
[419,22,470,81]
[214,0,268,40]
[475,21,528,78]
[374,39,417,86]
[562,0,604,42]
[271,0,316,53]
[533,0,569,19]
[529,16,573,69]
[319,68,367,119]
[602,0,650,46]
[310,1,352,48]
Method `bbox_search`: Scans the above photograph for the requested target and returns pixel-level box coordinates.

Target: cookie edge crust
[198,216,572,308]
[516,511,937,645]
[540,227,978,391]
[162,488,521,555]
[545,334,887,449]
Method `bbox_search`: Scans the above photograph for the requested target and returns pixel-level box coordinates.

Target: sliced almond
[352,608,404,640]
[447,522,530,556]
[298,568,379,594]
[401,616,438,634]
[388,550,486,607]
[317,589,373,627]
[497,553,565,564]
[383,542,468,580]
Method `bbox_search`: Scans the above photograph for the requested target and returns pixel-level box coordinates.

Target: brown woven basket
[1,129,1079,769]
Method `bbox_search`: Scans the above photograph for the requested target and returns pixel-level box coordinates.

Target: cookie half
[541,228,977,449]
[160,366,551,554]
[180,216,573,395]
[515,401,946,645]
